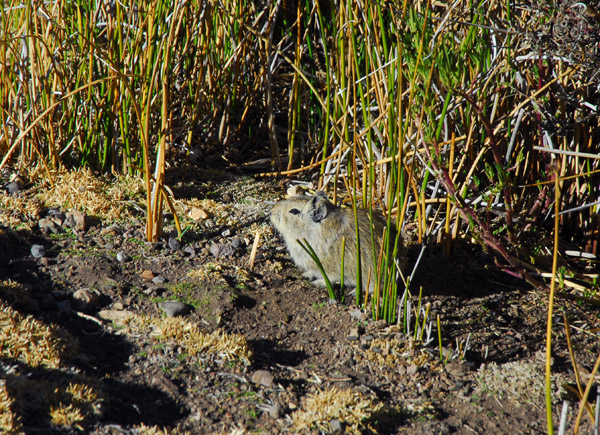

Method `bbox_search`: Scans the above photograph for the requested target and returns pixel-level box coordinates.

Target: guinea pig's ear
[308,196,328,222]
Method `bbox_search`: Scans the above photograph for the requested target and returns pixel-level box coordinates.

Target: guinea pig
[270,191,404,294]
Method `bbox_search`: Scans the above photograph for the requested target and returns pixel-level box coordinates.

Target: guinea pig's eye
[289,208,300,215]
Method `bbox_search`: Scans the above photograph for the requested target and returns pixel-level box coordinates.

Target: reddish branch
[417,122,541,288]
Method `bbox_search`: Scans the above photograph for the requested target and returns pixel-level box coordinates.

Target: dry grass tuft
[0,383,23,434]
[0,168,145,228]
[126,315,252,365]
[475,358,567,406]
[0,300,77,369]
[36,168,145,222]
[187,263,250,288]
[0,376,102,431]
[0,194,43,230]
[0,294,102,431]
[360,335,441,370]
[290,386,381,434]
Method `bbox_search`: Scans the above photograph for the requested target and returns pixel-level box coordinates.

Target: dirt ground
[1,171,599,434]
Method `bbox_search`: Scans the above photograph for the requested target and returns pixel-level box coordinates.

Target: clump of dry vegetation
[476,358,568,406]
[290,386,382,434]
[0,168,145,228]
[124,314,253,366]
[0,281,103,432]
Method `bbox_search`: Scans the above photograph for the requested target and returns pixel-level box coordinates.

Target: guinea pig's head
[270,192,331,234]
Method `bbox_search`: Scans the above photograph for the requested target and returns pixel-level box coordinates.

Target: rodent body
[270,192,404,293]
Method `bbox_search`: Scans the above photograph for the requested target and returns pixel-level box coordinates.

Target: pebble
[116,251,129,262]
[189,207,208,220]
[31,244,45,258]
[143,285,166,296]
[406,364,418,375]
[65,210,88,231]
[141,269,154,280]
[97,309,135,325]
[159,301,191,317]
[445,361,472,379]
[330,419,343,432]
[5,181,22,194]
[47,208,65,221]
[231,237,242,249]
[252,370,274,387]
[168,237,181,251]
[38,218,59,234]
[350,309,365,321]
[100,224,120,236]
[221,228,231,237]
[152,276,165,284]
[347,327,360,341]
[266,402,281,419]
[182,246,196,256]
[72,288,101,312]
[210,243,235,258]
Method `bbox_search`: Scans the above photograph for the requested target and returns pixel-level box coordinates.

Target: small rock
[100,224,120,236]
[159,301,191,317]
[189,207,208,221]
[116,251,130,262]
[65,210,88,231]
[5,181,22,194]
[182,246,196,256]
[350,309,365,321]
[38,218,59,234]
[406,364,418,375]
[252,370,274,387]
[330,419,343,432]
[361,334,374,344]
[97,309,135,325]
[72,288,101,312]
[39,257,49,267]
[143,285,166,296]
[47,207,64,218]
[347,327,360,341]
[328,298,338,305]
[266,402,281,419]
[210,243,235,258]
[31,244,45,258]
[152,276,165,284]
[445,361,467,379]
[168,237,181,251]
[141,269,155,280]
[221,228,231,237]
[231,237,242,249]
[112,302,124,310]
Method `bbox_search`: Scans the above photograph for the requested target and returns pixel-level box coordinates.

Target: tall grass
[2,0,600,429]
[1,0,270,240]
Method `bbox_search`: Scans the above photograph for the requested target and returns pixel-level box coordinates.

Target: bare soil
[1,172,598,434]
